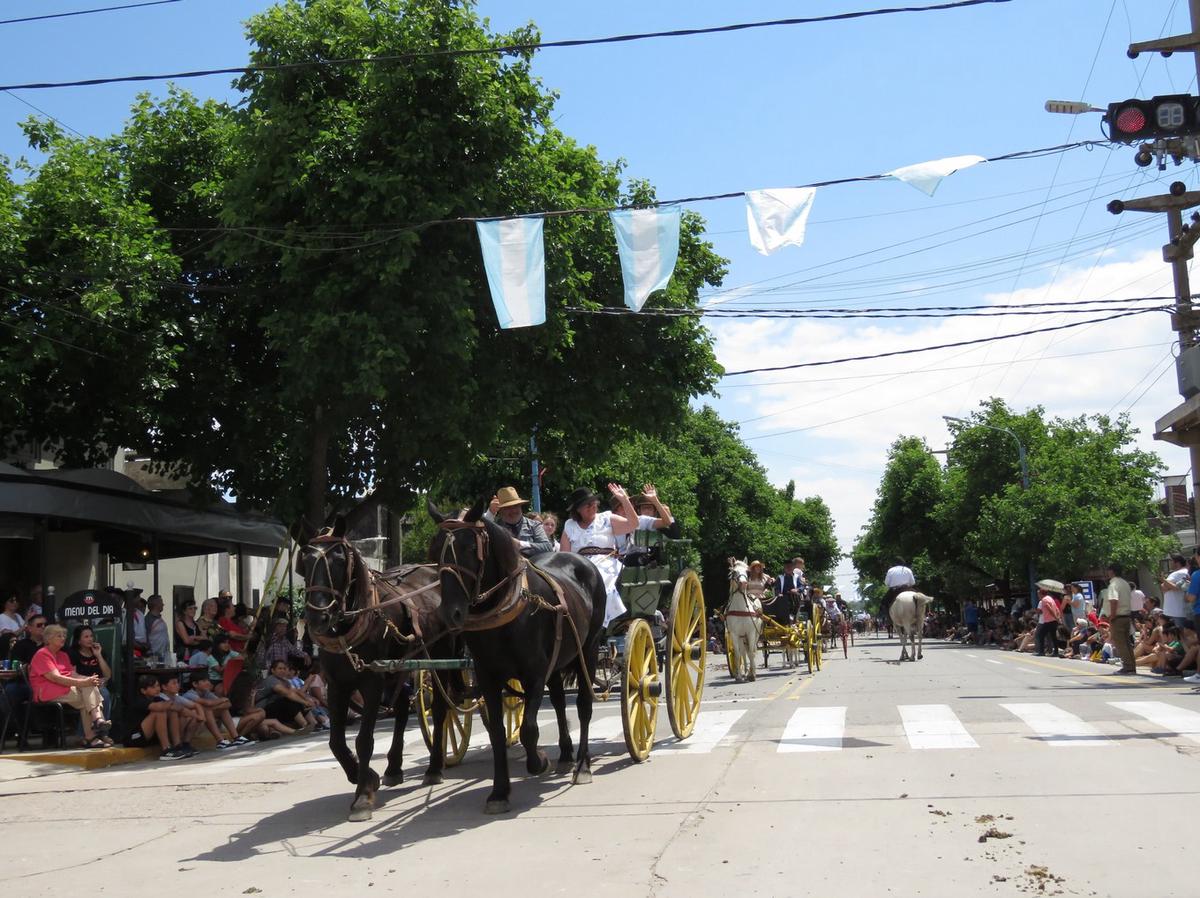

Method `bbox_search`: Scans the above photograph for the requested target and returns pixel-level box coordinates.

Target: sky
[1,0,1197,597]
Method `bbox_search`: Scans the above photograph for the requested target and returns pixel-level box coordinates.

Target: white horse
[889,590,931,662]
[724,558,763,682]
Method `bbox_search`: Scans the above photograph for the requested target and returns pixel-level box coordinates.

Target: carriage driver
[881,556,916,621]
[486,486,555,557]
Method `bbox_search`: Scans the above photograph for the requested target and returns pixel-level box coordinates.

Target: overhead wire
[0,1,182,27]
[0,0,1015,91]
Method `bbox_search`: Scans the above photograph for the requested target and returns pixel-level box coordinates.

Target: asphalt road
[4,635,1198,897]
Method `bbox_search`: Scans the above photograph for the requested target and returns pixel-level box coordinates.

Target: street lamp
[943,416,1037,611]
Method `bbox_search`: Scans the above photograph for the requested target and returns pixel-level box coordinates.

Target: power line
[0,0,1013,91]
[722,307,1166,376]
[0,1,182,27]
[0,318,113,359]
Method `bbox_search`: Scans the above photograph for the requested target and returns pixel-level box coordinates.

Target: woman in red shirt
[217,599,249,654]
[30,624,110,747]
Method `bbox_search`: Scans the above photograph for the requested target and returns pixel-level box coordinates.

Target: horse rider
[881,556,916,621]
[486,486,554,557]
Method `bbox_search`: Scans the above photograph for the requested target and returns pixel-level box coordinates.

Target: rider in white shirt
[882,557,916,619]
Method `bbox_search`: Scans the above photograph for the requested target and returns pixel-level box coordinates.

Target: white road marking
[657,710,745,754]
[777,706,846,753]
[1110,701,1200,744]
[963,653,977,659]
[1000,703,1108,746]
[985,659,1003,666]
[898,704,978,750]
[201,739,323,773]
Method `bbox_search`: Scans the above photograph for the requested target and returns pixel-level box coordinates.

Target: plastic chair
[19,669,80,751]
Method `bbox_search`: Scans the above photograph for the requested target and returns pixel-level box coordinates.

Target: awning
[0,465,286,559]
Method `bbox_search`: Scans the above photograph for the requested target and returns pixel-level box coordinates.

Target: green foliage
[852,398,1172,606]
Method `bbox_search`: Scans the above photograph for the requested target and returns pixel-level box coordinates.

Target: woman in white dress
[560,484,638,627]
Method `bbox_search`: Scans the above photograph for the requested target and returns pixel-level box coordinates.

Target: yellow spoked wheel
[480,678,526,747]
[620,618,660,761]
[417,669,474,767]
[666,569,706,740]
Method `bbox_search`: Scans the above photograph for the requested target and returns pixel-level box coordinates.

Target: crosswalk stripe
[898,704,978,749]
[985,659,1003,665]
[1000,703,1108,746]
[658,710,745,754]
[1109,701,1200,743]
[778,706,845,753]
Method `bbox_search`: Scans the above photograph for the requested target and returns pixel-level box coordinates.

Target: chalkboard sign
[57,589,120,623]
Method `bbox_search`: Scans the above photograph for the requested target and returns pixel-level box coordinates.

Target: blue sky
[2,1,1196,594]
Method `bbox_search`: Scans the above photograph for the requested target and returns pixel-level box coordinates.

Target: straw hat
[494,486,528,509]
[749,560,764,570]
[1036,578,1066,595]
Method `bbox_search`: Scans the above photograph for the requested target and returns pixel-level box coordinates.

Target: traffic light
[1105,94,1200,142]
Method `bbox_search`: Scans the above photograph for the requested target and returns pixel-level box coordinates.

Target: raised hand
[641,484,658,499]
[608,483,628,501]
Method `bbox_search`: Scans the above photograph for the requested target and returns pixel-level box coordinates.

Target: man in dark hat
[486,486,554,556]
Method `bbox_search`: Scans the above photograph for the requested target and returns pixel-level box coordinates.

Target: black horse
[299,518,456,821]
[428,498,606,814]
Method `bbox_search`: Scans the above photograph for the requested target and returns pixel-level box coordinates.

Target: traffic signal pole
[1112,0,1200,544]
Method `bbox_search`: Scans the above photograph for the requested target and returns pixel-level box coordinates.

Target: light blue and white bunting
[608,206,682,312]
[745,187,817,255]
[476,217,545,329]
[886,154,986,197]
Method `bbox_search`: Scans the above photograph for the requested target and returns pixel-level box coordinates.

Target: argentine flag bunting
[886,154,986,197]
[609,206,682,312]
[476,217,546,329]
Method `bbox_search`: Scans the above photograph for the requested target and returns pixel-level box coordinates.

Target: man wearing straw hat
[486,486,554,557]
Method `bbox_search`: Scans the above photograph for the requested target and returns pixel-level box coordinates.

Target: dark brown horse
[299,518,456,821]
[428,499,605,814]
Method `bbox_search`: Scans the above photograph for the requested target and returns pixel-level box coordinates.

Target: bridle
[436,518,526,623]
[303,531,361,619]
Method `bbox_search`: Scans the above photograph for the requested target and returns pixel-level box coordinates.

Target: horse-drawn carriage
[722,562,822,680]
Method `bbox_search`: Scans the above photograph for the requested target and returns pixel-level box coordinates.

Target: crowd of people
[942,553,1200,679]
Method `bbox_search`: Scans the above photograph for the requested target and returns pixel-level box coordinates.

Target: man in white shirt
[882,557,916,620]
[1160,554,1190,626]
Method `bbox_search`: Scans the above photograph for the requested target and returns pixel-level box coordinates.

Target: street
[4,637,1198,897]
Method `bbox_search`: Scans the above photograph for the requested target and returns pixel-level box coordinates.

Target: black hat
[566,487,599,514]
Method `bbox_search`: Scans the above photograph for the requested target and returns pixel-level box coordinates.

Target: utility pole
[1107,1,1200,545]
[529,427,541,514]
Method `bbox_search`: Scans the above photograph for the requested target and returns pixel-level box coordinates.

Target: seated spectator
[227,671,294,740]
[4,613,46,710]
[160,674,204,754]
[124,675,191,759]
[183,676,255,746]
[207,634,241,695]
[263,618,299,669]
[0,594,25,638]
[29,624,111,748]
[255,658,316,730]
[188,638,213,672]
[293,656,330,731]
[1134,613,1163,661]
[69,625,113,721]
[1066,617,1092,659]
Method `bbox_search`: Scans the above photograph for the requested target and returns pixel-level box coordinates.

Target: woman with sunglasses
[69,625,113,722]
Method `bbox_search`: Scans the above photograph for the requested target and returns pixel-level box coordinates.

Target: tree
[852,398,1172,607]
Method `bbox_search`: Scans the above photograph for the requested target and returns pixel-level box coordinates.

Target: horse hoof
[484,799,511,815]
[422,771,444,786]
[572,768,592,785]
[382,771,403,788]
[556,760,574,776]
[749,674,756,682]
[348,807,373,822]
[529,752,550,775]
[349,796,374,822]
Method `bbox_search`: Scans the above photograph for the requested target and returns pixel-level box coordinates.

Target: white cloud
[708,248,1189,600]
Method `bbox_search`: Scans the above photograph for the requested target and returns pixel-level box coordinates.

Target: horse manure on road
[978,826,1012,842]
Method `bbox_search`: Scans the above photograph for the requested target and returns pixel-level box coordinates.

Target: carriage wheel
[620,619,660,761]
[666,569,705,740]
[479,678,525,746]
[417,669,473,767]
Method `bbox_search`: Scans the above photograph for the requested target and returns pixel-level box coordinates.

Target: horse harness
[436,518,593,684]
[303,531,439,672]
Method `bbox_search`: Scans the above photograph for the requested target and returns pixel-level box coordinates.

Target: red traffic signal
[1105,94,1200,142]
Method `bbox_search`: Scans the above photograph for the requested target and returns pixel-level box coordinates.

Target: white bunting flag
[609,206,682,312]
[886,154,986,197]
[476,217,545,329]
[745,187,818,255]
